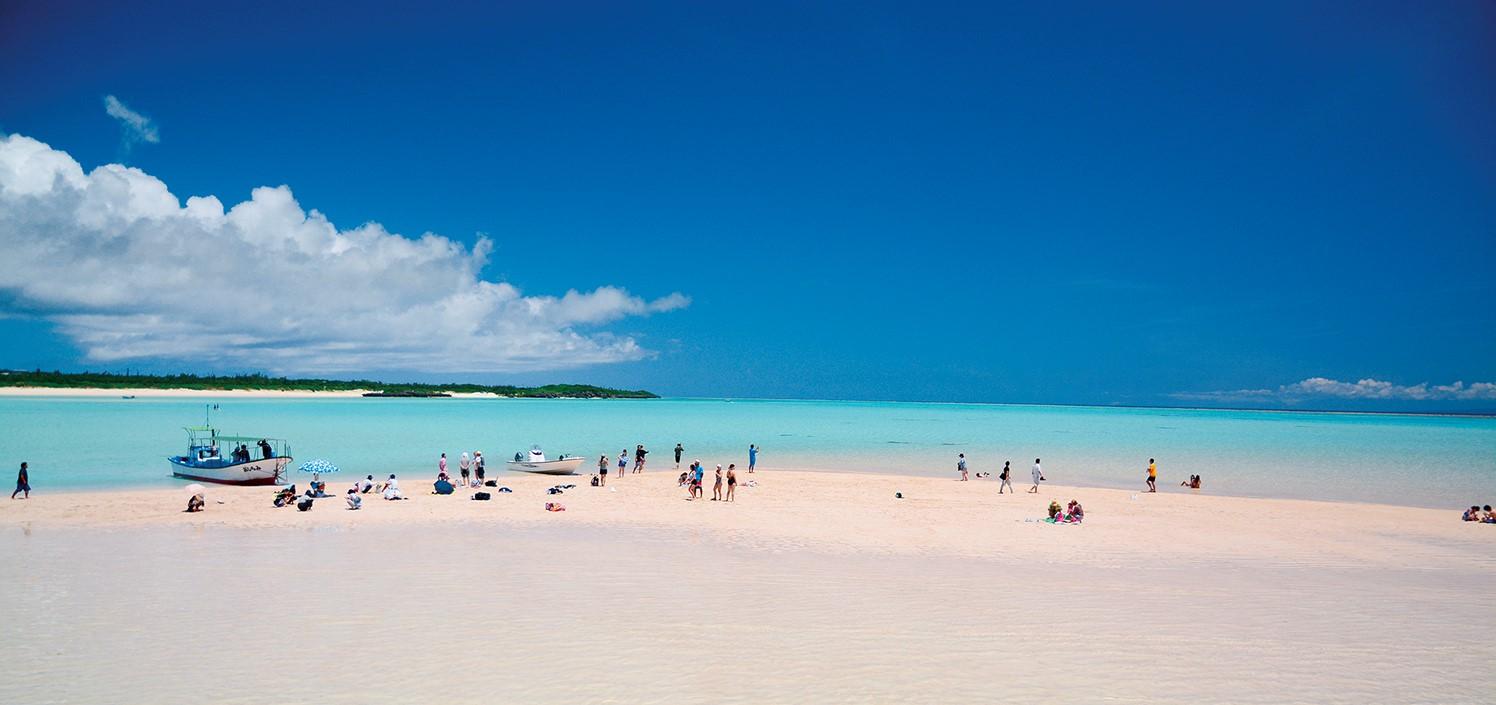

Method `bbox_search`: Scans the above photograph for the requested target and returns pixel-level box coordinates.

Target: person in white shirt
[356,475,375,493]
[957,453,969,481]
[381,474,405,500]
[1029,458,1044,493]
[346,488,362,510]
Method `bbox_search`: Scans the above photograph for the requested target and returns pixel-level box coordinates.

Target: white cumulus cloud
[1175,377,1496,403]
[0,134,689,374]
[103,95,160,150]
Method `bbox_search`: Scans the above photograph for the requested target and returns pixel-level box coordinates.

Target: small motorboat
[166,406,291,485]
[506,446,584,475]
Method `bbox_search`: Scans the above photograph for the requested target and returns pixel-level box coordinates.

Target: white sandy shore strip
[0,386,504,398]
[4,469,1492,569]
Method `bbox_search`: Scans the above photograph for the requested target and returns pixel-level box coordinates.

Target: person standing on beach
[439,453,447,478]
[1146,458,1157,493]
[957,453,969,481]
[618,449,628,478]
[459,452,471,487]
[598,455,609,486]
[748,444,758,472]
[473,451,485,486]
[1029,458,1044,493]
[11,462,29,499]
[726,464,737,502]
[712,465,724,500]
[998,461,1013,494]
[634,444,648,473]
[674,443,684,469]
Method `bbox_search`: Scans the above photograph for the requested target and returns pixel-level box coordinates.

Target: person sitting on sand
[274,486,297,508]
[346,488,362,510]
[1048,500,1062,520]
[1464,505,1483,522]
[357,475,375,493]
[382,474,405,500]
[678,470,690,487]
[1067,499,1084,523]
[1484,505,1496,524]
[186,492,205,513]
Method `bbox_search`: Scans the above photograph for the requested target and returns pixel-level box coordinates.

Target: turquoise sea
[1,396,1492,508]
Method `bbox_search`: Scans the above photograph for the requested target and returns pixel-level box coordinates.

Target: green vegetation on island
[0,370,658,399]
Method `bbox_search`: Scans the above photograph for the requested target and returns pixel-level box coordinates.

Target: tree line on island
[0,370,658,399]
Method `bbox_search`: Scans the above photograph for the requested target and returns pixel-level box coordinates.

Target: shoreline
[0,386,506,399]
[4,469,1489,565]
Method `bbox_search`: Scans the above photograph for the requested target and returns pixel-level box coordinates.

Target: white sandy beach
[3,469,1493,704]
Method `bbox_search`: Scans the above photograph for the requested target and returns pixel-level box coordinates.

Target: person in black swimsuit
[725,463,738,502]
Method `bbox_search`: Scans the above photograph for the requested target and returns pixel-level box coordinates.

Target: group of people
[957,456,1047,494]
[957,455,1204,496]
[1046,499,1084,523]
[1461,504,1495,523]
[226,440,274,464]
[437,451,487,489]
[677,460,738,501]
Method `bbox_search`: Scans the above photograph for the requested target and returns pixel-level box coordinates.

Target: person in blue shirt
[748,444,758,473]
[691,461,706,499]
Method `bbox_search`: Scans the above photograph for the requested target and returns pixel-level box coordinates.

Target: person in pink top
[439,453,447,477]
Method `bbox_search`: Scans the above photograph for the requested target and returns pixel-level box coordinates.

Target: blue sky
[1,1,1493,410]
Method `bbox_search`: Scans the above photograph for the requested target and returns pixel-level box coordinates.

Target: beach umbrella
[299,459,340,484]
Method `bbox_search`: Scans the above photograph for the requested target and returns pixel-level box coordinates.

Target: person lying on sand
[1179,475,1202,489]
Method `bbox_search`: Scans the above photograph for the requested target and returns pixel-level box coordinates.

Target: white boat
[506,446,585,475]
[167,425,292,485]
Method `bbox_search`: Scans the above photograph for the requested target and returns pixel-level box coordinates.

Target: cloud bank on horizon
[1177,377,1496,404]
[0,133,688,373]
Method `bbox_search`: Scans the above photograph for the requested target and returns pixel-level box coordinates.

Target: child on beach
[1146,458,1157,493]
[11,462,28,499]
[957,453,968,481]
[726,464,737,502]
[712,465,724,500]
[998,461,1013,494]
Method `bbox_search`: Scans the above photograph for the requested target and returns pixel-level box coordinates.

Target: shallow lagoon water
[0,396,1492,507]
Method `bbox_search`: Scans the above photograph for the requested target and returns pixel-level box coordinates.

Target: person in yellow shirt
[1146,458,1157,493]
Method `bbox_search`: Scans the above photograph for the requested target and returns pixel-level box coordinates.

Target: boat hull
[168,456,291,485]
[505,458,585,475]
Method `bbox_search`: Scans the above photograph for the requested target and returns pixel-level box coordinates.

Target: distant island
[0,370,658,399]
